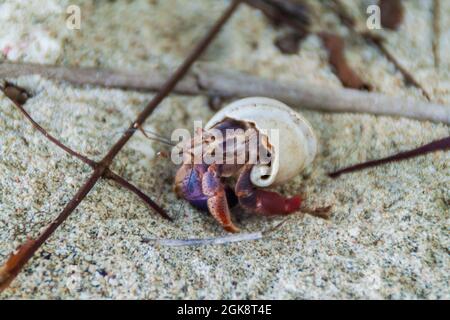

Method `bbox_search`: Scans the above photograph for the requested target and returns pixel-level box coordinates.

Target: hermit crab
[174,97,319,232]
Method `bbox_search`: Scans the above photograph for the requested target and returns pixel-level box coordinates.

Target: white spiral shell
[205,97,317,187]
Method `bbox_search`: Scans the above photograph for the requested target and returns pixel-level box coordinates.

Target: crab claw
[285,195,302,212]
[235,165,302,216]
[254,190,301,215]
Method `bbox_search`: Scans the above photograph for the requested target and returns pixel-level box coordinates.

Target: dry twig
[246,0,429,98]
[328,0,431,100]
[0,0,240,292]
[0,81,171,221]
[244,0,310,33]
[1,62,449,124]
[274,32,305,54]
[432,0,441,69]
[319,32,371,90]
[329,136,450,178]
[379,0,404,30]
[1,82,95,166]
[196,65,449,124]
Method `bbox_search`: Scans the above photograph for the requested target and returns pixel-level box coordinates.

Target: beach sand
[0,0,449,299]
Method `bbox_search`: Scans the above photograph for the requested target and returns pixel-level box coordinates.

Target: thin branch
[0,62,196,92]
[1,80,30,104]
[300,205,332,220]
[0,0,240,292]
[104,169,172,221]
[329,0,431,100]
[0,62,200,95]
[245,0,426,96]
[0,82,96,167]
[1,62,449,124]
[243,0,309,34]
[432,0,441,69]
[1,82,175,222]
[379,0,404,30]
[368,35,432,101]
[0,168,102,292]
[329,136,450,178]
[194,65,450,124]
[0,238,35,291]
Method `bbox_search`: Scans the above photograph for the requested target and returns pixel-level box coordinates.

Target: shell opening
[250,163,276,187]
[205,97,317,188]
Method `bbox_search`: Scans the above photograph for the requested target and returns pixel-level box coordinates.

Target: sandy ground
[0,0,449,299]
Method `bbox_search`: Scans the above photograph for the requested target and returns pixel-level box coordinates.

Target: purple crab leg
[202,164,239,233]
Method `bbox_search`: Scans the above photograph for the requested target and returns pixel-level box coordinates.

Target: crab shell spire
[205,97,317,188]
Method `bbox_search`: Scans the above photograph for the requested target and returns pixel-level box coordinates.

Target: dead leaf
[268,0,310,27]
[247,0,310,31]
[380,0,404,30]
[2,81,31,105]
[208,95,225,111]
[320,32,371,90]
[274,32,307,54]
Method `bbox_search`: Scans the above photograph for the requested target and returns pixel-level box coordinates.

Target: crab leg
[202,164,239,233]
[235,165,301,216]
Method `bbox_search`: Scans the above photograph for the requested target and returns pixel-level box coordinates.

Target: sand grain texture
[0,0,449,299]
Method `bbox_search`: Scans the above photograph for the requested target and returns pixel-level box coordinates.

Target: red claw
[284,195,302,213]
[256,190,302,216]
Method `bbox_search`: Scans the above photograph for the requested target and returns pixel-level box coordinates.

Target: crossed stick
[1,0,448,292]
[0,0,241,292]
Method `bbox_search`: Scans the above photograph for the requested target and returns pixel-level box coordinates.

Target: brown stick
[379,0,404,30]
[1,80,172,221]
[1,62,449,124]
[329,136,450,178]
[368,35,431,101]
[0,62,201,95]
[432,0,441,69]
[0,91,172,290]
[104,169,172,220]
[243,0,309,34]
[329,0,431,101]
[0,0,240,292]
[195,65,450,124]
[0,83,95,167]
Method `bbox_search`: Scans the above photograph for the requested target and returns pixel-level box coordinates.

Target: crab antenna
[119,128,176,146]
